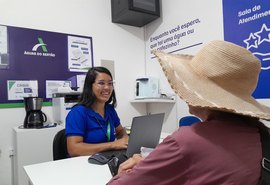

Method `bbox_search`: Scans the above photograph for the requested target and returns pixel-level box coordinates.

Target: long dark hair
[78,66,117,108]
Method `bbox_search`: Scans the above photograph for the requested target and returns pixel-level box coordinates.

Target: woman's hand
[118,154,144,173]
[113,124,129,150]
[112,137,128,150]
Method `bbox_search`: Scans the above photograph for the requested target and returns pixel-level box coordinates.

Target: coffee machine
[23,97,47,128]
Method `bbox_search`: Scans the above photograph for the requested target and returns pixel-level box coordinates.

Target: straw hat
[154,40,270,120]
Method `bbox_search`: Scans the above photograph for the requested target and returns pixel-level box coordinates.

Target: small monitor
[129,0,160,15]
[111,0,160,27]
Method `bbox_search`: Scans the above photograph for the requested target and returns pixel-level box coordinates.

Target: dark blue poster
[223,0,270,98]
[0,25,93,107]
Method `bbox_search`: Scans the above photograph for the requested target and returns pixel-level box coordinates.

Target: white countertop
[24,132,172,185]
[24,156,112,185]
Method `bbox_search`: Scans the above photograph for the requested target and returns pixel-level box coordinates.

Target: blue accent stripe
[151,42,203,59]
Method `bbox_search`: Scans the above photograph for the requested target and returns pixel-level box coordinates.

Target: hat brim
[154,51,270,121]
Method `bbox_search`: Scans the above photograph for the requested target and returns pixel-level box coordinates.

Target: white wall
[0,1,146,185]
[144,0,224,132]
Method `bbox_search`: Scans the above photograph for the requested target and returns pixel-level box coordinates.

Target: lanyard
[95,116,111,142]
[106,121,111,142]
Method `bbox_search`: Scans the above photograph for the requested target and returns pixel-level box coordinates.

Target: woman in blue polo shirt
[66,67,128,157]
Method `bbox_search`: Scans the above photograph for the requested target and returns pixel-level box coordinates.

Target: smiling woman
[65,66,129,157]
[94,80,114,89]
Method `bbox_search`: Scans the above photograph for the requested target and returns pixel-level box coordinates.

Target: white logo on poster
[244,23,270,70]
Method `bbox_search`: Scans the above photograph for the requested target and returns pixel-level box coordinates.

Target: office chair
[53,129,68,160]
[179,116,201,127]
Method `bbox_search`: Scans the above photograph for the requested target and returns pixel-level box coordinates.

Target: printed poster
[223,0,270,98]
[45,80,71,98]
[7,80,38,100]
[0,25,9,69]
[68,36,92,72]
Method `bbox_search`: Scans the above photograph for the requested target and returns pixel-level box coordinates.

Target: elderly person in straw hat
[107,40,270,185]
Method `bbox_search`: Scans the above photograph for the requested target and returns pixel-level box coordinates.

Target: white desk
[24,156,112,185]
[24,132,172,185]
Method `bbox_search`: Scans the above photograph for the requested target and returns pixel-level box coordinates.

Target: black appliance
[23,97,47,128]
[111,0,160,27]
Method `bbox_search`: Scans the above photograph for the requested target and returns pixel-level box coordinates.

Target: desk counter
[24,156,112,185]
[24,132,172,185]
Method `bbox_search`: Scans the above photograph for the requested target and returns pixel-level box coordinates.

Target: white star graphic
[254,24,270,45]
[244,33,258,49]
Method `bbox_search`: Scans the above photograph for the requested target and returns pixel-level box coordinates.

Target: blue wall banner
[223,0,270,99]
[0,25,94,107]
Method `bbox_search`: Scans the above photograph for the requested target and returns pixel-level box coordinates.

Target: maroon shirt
[107,117,264,185]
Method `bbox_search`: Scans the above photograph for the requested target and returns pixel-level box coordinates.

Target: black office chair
[53,129,68,160]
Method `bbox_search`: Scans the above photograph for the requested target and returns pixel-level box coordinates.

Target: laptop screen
[126,113,165,157]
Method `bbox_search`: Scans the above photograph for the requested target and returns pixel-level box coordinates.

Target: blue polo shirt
[65,104,120,143]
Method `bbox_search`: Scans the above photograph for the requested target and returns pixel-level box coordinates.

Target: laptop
[89,113,165,175]
[125,112,165,157]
